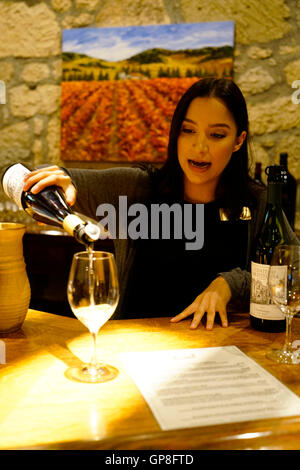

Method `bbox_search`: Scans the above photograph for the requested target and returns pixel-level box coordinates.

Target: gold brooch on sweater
[219,206,252,221]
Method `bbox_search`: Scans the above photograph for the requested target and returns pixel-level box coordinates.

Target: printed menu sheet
[120,346,300,430]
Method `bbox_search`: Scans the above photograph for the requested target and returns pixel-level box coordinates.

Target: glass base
[266,348,300,365]
[65,363,118,383]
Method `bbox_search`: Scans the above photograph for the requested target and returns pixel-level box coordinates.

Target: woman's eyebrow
[182,118,196,124]
[209,123,231,129]
[183,118,231,129]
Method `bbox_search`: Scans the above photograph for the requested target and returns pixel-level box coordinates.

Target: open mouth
[188,159,211,169]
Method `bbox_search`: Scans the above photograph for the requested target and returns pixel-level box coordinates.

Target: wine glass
[267,244,300,364]
[66,251,119,382]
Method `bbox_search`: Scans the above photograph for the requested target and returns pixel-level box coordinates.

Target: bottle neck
[267,182,282,206]
[254,164,262,180]
[254,172,262,181]
[280,156,288,170]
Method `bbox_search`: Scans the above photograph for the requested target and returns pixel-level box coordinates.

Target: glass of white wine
[267,244,300,364]
[66,251,119,383]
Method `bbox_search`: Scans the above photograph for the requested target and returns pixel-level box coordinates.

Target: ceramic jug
[0,223,31,334]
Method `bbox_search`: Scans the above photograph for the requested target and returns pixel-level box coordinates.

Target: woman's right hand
[23,165,77,206]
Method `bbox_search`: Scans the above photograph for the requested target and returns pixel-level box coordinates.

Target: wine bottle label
[2,163,30,209]
[62,214,84,236]
[250,261,285,320]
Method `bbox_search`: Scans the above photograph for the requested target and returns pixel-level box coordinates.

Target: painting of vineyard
[61,22,235,162]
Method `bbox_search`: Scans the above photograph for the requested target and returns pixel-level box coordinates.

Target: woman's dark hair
[153,77,255,218]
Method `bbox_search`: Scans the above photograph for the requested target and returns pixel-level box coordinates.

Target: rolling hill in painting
[62,45,233,81]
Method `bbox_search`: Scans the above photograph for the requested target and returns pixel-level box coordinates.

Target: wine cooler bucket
[0,223,31,334]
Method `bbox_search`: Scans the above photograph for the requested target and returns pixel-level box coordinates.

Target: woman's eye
[211,133,226,139]
[181,127,195,134]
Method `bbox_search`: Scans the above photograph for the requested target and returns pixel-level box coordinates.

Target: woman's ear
[233,131,247,152]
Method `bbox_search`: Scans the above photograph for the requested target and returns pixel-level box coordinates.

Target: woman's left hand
[170,276,232,330]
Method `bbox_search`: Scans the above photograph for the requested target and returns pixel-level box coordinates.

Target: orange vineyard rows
[61,77,198,162]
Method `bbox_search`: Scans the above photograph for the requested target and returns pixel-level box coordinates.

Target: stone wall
[0,0,299,227]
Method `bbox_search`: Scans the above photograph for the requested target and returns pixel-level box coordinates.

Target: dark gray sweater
[67,166,298,319]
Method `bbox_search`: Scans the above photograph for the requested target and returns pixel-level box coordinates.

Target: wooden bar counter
[1,309,300,450]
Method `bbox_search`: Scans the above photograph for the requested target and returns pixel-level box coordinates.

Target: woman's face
[177,96,246,202]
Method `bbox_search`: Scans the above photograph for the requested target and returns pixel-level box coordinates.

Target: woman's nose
[193,133,208,152]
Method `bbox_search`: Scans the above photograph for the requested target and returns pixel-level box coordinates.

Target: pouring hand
[23,166,77,206]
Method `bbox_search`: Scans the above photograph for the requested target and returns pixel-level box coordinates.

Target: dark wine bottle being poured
[2,163,100,247]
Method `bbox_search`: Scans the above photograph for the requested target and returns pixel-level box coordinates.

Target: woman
[22,78,275,329]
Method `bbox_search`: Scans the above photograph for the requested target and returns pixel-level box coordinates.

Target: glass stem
[283,314,293,354]
[89,332,98,369]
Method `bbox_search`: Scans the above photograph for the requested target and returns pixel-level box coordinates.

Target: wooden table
[1,309,300,450]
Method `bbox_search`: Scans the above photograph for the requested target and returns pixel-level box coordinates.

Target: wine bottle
[254,162,265,187]
[1,163,100,247]
[280,152,297,230]
[250,165,295,332]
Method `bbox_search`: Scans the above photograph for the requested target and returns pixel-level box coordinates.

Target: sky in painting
[63,21,235,62]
